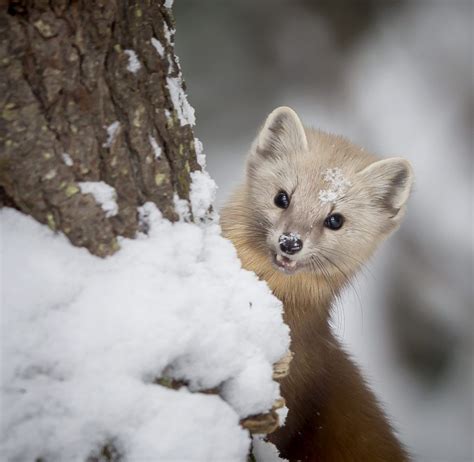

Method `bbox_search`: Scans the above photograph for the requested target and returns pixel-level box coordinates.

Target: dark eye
[274,191,290,209]
[324,213,344,230]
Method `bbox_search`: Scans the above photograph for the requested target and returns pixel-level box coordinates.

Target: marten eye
[324,213,344,230]
[274,191,290,209]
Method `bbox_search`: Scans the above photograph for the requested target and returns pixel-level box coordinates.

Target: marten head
[238,106,413,279]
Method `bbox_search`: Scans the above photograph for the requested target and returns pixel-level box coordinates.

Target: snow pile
[78,181,119,217]
[0,203,289,461]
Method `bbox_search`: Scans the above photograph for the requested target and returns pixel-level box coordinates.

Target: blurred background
[174,1,473,461]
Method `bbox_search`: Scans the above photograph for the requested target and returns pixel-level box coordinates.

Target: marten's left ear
[251,106,308,161]
[357,157,414,220]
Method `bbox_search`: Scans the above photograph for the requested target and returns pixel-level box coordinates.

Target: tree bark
[0,0,200,257]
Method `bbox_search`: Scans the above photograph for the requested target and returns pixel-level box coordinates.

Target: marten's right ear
[250,107,308,161]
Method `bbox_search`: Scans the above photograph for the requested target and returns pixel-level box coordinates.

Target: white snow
[103,121,120,148]
[164,0,174,9]
[189,170,217,221]
[252,436,287,461]
[278,233,301,246]
[167,54,175,73]
[174,167,217,222]
[0,203,289,461]
[163,22,175,46]
[318,167,351,204]
[124,49,141,74]
[78,181,119,218]
[276,405,288,427]
[148,135,162,159]
[167,76,196,127]
[62,152,73,167]
[174,54,183,73]
[194,137,206,168]
[173,193,191,222]
[151,37,165,57]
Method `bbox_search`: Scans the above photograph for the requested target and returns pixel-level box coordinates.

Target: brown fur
[221,107,413,461]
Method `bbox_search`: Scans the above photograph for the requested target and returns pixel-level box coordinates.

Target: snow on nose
[279,232,303,255]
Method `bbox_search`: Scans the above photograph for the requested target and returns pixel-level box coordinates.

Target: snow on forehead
[318,167,352,204]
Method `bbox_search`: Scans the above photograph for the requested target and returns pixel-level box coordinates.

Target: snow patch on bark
[194,137,206,168]
[151,37,165,57]
[167,54,175,73]
[62,152,73,166]
[166,76,196,127]
[124,49,141,74]
[163,22,174,45]
[78,181,118,217]
[103,121,120,148]
[149,135,162,159]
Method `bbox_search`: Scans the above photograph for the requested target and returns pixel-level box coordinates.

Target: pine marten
[221,107,413,461]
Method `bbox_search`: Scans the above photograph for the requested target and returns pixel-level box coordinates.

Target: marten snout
[279,233,303,255]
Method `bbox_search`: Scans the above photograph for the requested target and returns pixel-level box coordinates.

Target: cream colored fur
[221,107,414,461]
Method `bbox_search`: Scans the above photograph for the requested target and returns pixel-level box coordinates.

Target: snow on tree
[0,2,290,460]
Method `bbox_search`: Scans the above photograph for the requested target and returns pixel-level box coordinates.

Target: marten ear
[250,107,308,161]
[356,157,414,220]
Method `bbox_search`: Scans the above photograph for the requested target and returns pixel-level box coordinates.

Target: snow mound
[0,205,289,461]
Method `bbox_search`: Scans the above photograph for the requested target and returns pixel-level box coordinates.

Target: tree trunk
[0,0,200,257]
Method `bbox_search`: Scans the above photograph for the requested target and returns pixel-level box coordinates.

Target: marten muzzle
[279,233,303,255]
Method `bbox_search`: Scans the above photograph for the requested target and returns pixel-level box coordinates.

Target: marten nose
[279,233,303,255]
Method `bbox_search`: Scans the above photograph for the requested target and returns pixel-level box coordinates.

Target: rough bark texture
[1,0,200,256]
